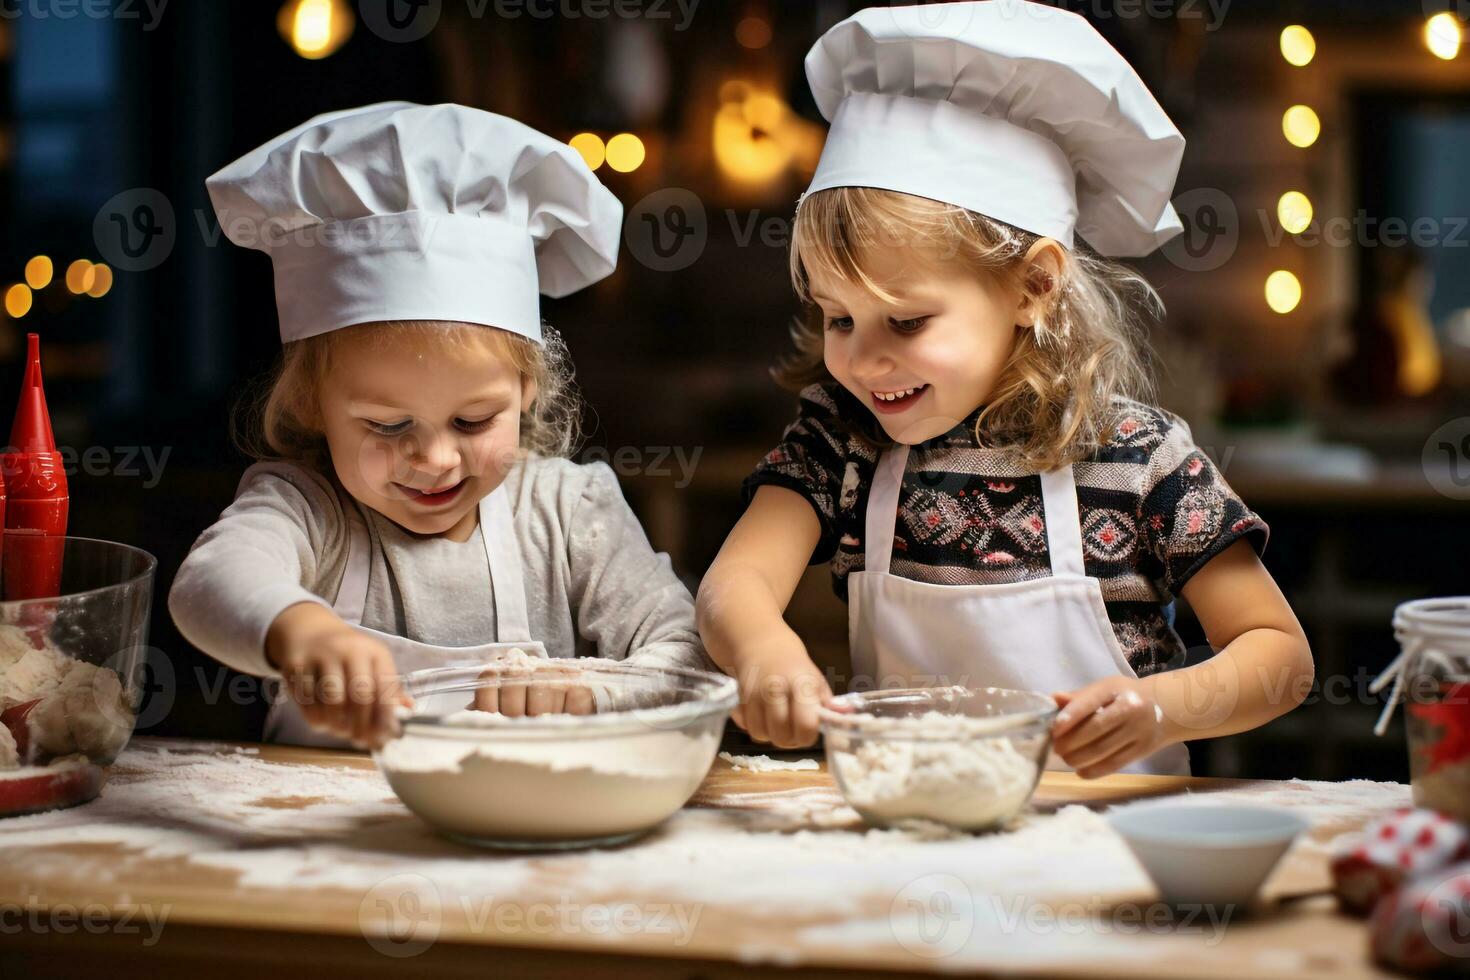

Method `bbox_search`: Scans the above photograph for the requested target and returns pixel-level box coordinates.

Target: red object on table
[0,760,105,818]
[2,333,68,604]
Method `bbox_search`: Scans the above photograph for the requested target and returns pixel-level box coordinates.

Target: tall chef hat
[803,1,1185,257]
[206,101,623,344]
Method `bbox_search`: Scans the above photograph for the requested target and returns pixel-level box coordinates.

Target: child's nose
[849,328,893,378]
[407,426,460,472]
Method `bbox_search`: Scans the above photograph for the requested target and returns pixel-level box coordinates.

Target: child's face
[812,245,1023,445]
[318,327,535,540]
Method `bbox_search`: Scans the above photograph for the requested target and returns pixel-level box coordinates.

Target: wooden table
[0,738,1405,979]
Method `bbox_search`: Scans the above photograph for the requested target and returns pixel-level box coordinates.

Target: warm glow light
[4,284,31,318]
[1277,191,1314,235]
[569,132,605,171]
[1282,105,1321,148]
[605,133,645,173]
[86,263,113,298]
[1265,270,1302,314]
[714,102,789,183]
[24,255,52,290]
[278,0,354,60]
[65,259,95,295]
[741,92,785,132]
[1426,12,1462,60]
[1280,25,1316,67]
[735,15,772,49]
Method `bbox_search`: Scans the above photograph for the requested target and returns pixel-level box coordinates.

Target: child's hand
[1050,677,1170,779]
[265,602,411,750]
[473,662,596,717]
[730,627,833,749]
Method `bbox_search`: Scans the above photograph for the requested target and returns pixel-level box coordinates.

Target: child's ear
[520,376,538,413]
[1015,238,1067,328]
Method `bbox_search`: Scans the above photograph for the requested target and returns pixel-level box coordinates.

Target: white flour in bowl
[830,712,1040,830]
[376,716,723,843]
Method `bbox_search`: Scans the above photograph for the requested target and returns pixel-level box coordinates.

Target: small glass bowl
[819,686,1057,832]
[374,659,737,850]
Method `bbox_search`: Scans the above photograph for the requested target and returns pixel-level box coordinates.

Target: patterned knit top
[742,383,1269,677]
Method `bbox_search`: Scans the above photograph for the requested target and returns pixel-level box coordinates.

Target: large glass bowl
[819,686,1057,832]
[374,659,738,849]
[0,534,158,817]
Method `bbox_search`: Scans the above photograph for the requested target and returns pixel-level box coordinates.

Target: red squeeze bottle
[2,333,68,606]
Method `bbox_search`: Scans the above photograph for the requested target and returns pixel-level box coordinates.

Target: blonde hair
[234,321,582,467]
[782,187,1163,469]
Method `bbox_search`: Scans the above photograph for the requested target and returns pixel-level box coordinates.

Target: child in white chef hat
[171,102,711,749]
[698,2,1314,776]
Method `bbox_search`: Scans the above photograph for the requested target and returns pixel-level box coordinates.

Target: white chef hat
[803,1,1185,257]
[206,101,623,344]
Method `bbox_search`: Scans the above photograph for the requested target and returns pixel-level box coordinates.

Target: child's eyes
[365,419,413,436]
[454,415,497,434]
[890,315,931,333]
[365,417,498,436]
[823,314,930,333]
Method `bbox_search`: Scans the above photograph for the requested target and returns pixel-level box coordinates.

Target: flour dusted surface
[0,739,1412,970]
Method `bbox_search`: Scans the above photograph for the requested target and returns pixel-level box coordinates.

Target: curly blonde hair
[781,187,1164,470]
[234,321,583,468]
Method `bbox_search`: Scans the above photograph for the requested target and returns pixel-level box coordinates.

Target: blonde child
[170,102,709,749]
[697,3,1313,776]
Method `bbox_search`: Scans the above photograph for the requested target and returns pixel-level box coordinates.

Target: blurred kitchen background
[1,0,1467,780]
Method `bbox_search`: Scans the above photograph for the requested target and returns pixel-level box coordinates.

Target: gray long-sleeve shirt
[168,456,712,679]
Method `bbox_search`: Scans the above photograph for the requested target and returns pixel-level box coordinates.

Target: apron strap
[863,446,909,575]
[1039,465,1086,577]
[482,482,533,642]
[332,501,372,625]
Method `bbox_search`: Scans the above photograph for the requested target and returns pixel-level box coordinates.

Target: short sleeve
[741,384,853,565]
[1135,410,1269,597]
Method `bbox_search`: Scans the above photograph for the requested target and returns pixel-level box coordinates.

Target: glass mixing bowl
[0,534,157,816]
[374,659,738,849]
[819,686,1057,832]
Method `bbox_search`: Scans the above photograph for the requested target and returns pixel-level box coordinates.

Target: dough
[0,645,135,768]
[64,663,132,761]
[0,723,16,769]
[0,647,66,710]
[0,625,32,670]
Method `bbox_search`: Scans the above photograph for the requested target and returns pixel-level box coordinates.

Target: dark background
[3,0,1469,779]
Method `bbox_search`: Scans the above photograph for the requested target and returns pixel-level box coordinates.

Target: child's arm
[168,463,406,747]
[696,485,833,749]
[1051,539,1313,777]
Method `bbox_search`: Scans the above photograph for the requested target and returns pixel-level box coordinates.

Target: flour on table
[0,738,1413,971]
[719,752,820,773]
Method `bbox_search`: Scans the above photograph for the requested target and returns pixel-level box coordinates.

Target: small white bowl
[1107,803,1308,909]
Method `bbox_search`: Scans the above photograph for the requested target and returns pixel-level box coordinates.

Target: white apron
[263,484,548,747]
[846,446,1191,776]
